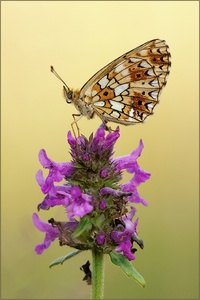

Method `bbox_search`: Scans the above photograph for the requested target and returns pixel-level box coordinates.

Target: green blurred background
[1,1,199,299]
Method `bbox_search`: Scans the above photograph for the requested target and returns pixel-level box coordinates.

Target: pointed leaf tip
[109,250,146,287]
[49,250,81,268]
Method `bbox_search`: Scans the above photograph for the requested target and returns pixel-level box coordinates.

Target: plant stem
[91,249,104,300]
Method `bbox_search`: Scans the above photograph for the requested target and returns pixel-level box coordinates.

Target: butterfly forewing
[80,39,171,125]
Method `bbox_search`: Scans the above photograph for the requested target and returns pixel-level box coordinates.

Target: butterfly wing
[80,39,171,125]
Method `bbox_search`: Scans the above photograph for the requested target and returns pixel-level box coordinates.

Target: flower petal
[32,213,59,254]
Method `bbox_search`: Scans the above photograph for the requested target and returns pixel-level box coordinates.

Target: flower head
[33,126,150,260]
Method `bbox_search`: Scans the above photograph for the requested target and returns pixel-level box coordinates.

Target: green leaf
[109,250,146,287]
[73,215,92,238]
[49,250,81,268]
[92,214,104,227]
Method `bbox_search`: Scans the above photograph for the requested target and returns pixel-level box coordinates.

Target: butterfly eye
[67,90,73,103]
[63,86,72,103]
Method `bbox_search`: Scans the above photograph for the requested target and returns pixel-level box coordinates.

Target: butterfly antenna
[50,66,70,90]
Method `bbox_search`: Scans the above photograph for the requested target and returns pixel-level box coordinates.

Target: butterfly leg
[93,110,112,132]
[71,114,83,138]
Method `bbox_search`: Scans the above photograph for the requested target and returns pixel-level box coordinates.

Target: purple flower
[96,233,105,245]
[33,126,150,261]
[111,219,138,261]
[99,199,106,210]
[67,186,93,218]
[100,168,108,178]
[32,213,60,254]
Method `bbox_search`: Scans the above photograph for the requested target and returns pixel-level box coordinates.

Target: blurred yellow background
[1,1,199,299]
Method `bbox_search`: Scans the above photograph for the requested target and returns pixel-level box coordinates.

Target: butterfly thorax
[63,87,95,119]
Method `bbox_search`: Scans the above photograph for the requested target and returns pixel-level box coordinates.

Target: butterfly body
[52,39,171,132]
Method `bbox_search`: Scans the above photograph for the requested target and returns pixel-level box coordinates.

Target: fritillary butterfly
[51,39,171,135]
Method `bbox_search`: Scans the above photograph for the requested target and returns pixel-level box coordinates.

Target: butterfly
[51,39,171,136]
